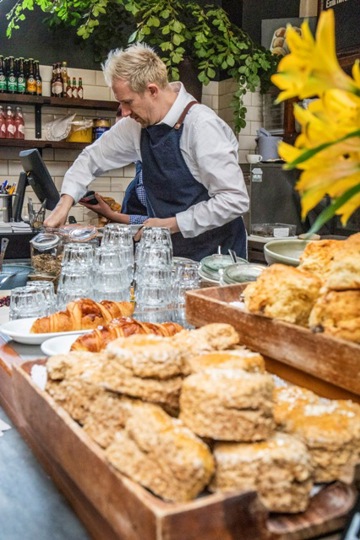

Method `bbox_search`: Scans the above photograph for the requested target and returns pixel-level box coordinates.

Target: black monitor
[13,149,60,222]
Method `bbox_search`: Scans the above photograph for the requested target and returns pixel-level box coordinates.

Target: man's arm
[44,194,74,228]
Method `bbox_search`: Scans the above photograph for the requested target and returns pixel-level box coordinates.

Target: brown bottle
[26,58,36,95]
[34,60,42,96]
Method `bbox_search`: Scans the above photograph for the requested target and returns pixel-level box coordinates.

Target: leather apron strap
[174,100,198,130]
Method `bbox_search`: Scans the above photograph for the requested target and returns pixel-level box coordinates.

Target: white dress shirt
[61,82,249,238]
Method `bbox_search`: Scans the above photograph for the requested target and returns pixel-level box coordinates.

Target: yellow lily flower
[272,8,360,230]
[272,10,360,103]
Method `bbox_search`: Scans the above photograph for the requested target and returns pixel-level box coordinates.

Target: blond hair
[102,43,169,92]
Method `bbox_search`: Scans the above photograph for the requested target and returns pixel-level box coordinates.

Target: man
[44,43,249,260]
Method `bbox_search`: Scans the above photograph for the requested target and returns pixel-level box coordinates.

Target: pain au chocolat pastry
[70,317,183,352]
[30,298,134,333]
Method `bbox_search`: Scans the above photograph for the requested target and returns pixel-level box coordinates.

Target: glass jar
[30,232,63,277]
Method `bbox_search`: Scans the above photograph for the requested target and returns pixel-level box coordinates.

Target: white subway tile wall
[0,66,262,224]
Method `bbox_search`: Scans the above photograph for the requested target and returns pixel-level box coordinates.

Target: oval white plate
[0,317,90,345]
[198,267,220,284]
[41,334,81,356]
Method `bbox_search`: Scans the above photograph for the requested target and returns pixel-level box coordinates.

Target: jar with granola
[30,232,63,277]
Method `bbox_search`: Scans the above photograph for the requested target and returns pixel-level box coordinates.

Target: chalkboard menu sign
[319,0,359,54]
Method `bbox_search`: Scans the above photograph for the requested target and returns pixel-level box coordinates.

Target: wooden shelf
[0,139,88,150]
[0,92,118,111]
[0,91,117,146]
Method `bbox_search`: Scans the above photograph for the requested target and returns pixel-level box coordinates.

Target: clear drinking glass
[9,286,48,320]
[172,261,201,307]
[101,223,134,286]
[92,246,130,302]
[61,242,94,269]
[29,280,57,313]
[56,267,93,310]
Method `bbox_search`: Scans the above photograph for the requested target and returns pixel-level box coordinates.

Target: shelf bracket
[35,103,42,139]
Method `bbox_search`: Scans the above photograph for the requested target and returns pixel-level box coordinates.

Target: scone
[97,360,183,414]
[105,334,185,379]
[173,323,240,362]
[323,233,360,291]
[180,368,275,441]
[298,238,343,280]
[274,384,360,483]
[105,403,214,502]
[46,352,107,423]
[210,431,313,513]
[81,393,141,448]
[309,289,360,343]
[185,348,265,375]
[243,263,322,326]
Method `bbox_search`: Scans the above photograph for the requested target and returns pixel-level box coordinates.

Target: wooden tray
[10,359,358,540]
[185,284,360,400]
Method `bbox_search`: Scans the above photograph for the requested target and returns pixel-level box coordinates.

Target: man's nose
[121,106,132,117]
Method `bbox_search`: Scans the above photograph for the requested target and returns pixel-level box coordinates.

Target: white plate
[41,334,81,356]
[198,268,220,284]
[0,317,90,345]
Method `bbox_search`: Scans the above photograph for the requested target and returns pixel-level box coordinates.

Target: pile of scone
[243,233,360,342]
[45,322,360,513]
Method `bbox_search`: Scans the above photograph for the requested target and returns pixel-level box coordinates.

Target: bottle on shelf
[7,56,17,94]
[5,106,15,139]
[61,61,68,97]
[34,60,42,96]
[65,76,73,98]
[17,57,26,94]
[0,56,7,93]
[51,63,57,97]
[14,106,25,140]
[26,58,37,95]
[0,105,6,139]
[77,77,84,99]
[71,76,78,99]
[53,62,63,97]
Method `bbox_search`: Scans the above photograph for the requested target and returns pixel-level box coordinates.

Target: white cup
[246,154,262,164]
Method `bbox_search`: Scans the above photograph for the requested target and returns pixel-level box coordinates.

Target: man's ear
[147,83,159,97]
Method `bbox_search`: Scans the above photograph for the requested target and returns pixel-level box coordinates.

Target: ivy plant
[3,0,279,133]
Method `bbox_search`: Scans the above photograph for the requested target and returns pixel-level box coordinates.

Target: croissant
[30,298,135,334]
[70,317,183,352]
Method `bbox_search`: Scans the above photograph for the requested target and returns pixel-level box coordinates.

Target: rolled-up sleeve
[61,119,141,202]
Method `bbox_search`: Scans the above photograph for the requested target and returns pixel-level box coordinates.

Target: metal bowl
[0,264,34,290]
[263,239,312,267]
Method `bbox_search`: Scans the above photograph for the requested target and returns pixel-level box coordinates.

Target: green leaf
[284,129,360,169]
[304,183,360,236]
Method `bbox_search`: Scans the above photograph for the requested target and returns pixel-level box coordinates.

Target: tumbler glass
[172,261,201,307]
[92,246,130,302]
[29,280,57,314]
[56,267,94,310]
[61,242,94,269]
[9,286,48,320]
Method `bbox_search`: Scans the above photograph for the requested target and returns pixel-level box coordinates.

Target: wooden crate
[10,359,358,540]
[185,284,360,401]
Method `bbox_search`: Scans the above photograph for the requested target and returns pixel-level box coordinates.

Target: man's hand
[44,194,74,228]
[134,217,179,242]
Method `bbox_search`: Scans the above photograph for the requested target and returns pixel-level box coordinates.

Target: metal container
[92,118,110,141]
[0,194,15,222]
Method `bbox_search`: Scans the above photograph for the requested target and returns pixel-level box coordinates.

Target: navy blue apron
[140,102,247,261]
[121,162,148,216]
